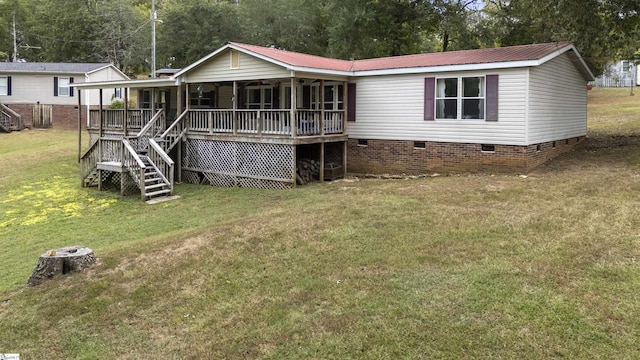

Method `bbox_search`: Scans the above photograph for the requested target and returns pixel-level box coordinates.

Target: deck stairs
[80,108,188,202]
[0,103,24,133]
[140,155,172,200]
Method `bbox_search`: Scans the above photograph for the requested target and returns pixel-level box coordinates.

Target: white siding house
[0,62,128,128]
[76,41,594,185]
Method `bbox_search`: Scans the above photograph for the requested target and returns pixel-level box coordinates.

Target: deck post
[343,140,348,175]
[177,83,183,183]
[343,81,348,134]
[99,89,103,138]
[320,80,325,136]
[123,87,129,136]
[77,89,82,163]
[290,76,296,138]
[292,144,297,188]
[232,81,238,135]
[320,142,325,181]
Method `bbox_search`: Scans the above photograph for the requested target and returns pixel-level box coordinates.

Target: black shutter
[54,77,58,96]
[7,76,11,96]
[69,77,74,97]
[424,77,435,120]
[347,83,356,122]
[485,74,498,121]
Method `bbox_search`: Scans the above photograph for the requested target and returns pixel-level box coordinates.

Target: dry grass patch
[2,88,640,358]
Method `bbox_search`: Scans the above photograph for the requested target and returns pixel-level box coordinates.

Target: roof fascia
[86,64,131,80]
[352,60,542,77]
[71,78,177,89]
[537,44,595,81]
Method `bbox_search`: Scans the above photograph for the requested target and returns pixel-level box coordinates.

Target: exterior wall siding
[347,69,528,145]
[528,52,588,143]
[185,49,291,83]
[85,67,129,107]
[347,136,584,174]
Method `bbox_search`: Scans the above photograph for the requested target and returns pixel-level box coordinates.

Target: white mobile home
[74,41,593,200]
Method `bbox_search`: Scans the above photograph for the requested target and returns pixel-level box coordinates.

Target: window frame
[0,76,7,96]
[435,76,486,120]
[57,77,71,97]
[244,85,273,109]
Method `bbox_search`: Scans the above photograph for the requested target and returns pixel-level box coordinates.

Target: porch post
[99,89,103,138]
[320,80,325,136]
[343,81,348,134]
[123,87,128,136]
[232,81,237,134]
[177,83,183,183]
[290,76,296,138]
[151,88,156,126]
[77,89,82,163]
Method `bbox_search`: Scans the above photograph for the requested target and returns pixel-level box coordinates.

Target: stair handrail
[136,108,165,138]
[80,139,101,187]
[158,108,189,152]
[1,103,23,130]
[122,138,147,195]
[148,138,174,194]
[1,103,21,119]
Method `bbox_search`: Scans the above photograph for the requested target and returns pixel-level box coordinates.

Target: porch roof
[71,78,177,90]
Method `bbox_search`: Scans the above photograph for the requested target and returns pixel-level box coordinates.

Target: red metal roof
[229,42,352,72]
[230,41,574,73]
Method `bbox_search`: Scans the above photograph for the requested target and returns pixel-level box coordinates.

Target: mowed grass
[1,87,640,358]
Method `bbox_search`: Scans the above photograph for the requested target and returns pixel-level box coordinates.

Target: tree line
[0,0,638,76]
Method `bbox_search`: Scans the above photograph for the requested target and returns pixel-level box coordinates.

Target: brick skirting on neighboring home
[347,137,584,174]
[4,103,87,130]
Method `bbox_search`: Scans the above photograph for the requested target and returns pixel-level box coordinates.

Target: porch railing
[88,108,346,137]
[89,109,155,130]
[187,109,344,136]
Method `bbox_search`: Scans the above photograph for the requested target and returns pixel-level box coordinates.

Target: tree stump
[27,246,96,287]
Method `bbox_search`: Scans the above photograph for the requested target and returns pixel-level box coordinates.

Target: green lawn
[1,87,640,358]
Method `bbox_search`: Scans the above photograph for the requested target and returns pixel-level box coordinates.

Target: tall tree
[92,0,149,73]
[156,0,241,68]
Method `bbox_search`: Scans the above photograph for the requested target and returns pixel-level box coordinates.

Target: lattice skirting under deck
[182,139,294,190]
[96,170,140,196]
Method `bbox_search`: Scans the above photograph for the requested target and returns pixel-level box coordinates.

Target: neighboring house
[0,62,129,128]
[593,60,639,87]
[74,41,593,201]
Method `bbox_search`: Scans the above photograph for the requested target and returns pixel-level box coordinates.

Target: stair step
[145,171,158,177]
[145,189,171,198]
[145,183,168,190]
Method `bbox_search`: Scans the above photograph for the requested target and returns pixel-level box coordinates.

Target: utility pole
[151,0,156,78]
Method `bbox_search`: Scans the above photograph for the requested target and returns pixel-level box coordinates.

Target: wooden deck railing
[187,109,345,136]
[89,108,346,137]
[148,139,174,193]
[89,109,155,130]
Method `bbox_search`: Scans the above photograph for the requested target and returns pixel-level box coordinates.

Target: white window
[58,77,70,96]
[0,77,7,96]
[310,83,344,110]
[436,76,485,120]
[245,86,272,109]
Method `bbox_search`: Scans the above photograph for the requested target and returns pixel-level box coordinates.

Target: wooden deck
[89,108,346,141]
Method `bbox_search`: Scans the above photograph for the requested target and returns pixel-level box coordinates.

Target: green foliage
[156,0,242,68]
[0,0,637,75]
[109,98,125,109]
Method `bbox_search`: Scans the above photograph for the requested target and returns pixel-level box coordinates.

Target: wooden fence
[32,104,53,128]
